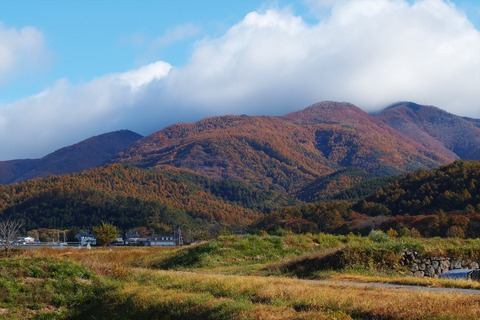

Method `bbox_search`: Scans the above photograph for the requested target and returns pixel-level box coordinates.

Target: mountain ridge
[113,101,462,196]
[1,101,479,194]
[0,130,142,184]
[376,101,480,160]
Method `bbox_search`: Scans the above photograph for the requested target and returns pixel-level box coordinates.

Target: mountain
[114,114,331,193]
[0,130,143,184]
[114,101,453,197]
[2,100,475,203]
[376,102,480,160]
[284,101,454,169]
[0,164,268,231]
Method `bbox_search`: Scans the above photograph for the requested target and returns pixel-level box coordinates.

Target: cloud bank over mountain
[0,0,479,160]
[0,62,171,159]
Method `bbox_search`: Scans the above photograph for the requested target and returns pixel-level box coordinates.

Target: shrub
[368,229,390,243]
[386,228,398,238]
[92,221,121,246]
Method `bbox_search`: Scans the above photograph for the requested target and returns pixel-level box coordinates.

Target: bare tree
[0,219,24,256]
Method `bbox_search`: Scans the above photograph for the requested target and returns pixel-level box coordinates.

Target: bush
[368,229,390,243]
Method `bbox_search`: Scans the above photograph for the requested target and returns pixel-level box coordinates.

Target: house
[113,237,124,245]
[124,228,184,246]
[125,230,140,239]
[75,233,97,246]
[147,236,176,246]
[147,228,184,246]
[125,237,148,246]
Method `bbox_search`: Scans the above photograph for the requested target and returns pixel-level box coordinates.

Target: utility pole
[176,227,183,246]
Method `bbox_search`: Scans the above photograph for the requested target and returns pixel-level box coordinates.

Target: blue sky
[0,0,479,160]
[1,0,295,102]
[2,0,477,103]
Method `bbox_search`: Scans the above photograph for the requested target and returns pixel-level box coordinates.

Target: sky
[0,0,479,160]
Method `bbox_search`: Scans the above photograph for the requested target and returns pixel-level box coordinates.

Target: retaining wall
[401,250,479,277]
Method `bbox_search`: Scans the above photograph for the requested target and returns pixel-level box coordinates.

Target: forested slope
[0,164,286,232]
[254,160,480,237]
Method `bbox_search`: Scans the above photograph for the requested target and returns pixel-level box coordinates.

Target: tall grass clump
[0,257,107,319]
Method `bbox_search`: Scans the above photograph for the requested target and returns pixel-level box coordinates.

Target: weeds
[4,234,480,319]
[0,257,101,319]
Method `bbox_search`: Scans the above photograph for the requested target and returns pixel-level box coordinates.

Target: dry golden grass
[18,246,174,275]
[16,246,480,319]
[126,268,480,319]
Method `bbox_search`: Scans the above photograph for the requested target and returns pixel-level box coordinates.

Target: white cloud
[159,0,480,117]
[0,22,50,84]
[153,24,201,48]
[1,0,479,160]
[0,61,171,160]
[106,61,171,89]
[121,23,200,66]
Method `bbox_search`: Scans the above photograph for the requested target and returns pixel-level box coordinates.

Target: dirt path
[308,279,480,295]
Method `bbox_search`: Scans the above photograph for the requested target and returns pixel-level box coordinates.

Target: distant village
[7,227,185,248]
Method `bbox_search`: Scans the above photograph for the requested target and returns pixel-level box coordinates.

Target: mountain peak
[377,102,480,160]
[306,100,360,111]
[283,101,366,125]
[385,101,424,112]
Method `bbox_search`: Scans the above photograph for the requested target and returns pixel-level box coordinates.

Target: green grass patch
[135,235,313,272]
[129,233,480,279]
[0,257,104,319]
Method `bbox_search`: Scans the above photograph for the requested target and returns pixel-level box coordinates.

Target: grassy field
[1,233,480,319]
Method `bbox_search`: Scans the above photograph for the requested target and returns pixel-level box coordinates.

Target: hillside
[114,114,332,193]
[0,164,278,232]
[284,101,455,167]
[362,160,480,237]
[295,166,397,202]
[0,130,143,184]
[360,159,480,215]
[253,160,480,237]
[376,102,480,160]
[114,101,452,197]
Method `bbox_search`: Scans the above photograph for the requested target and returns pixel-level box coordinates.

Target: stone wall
[401,250,479,277]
